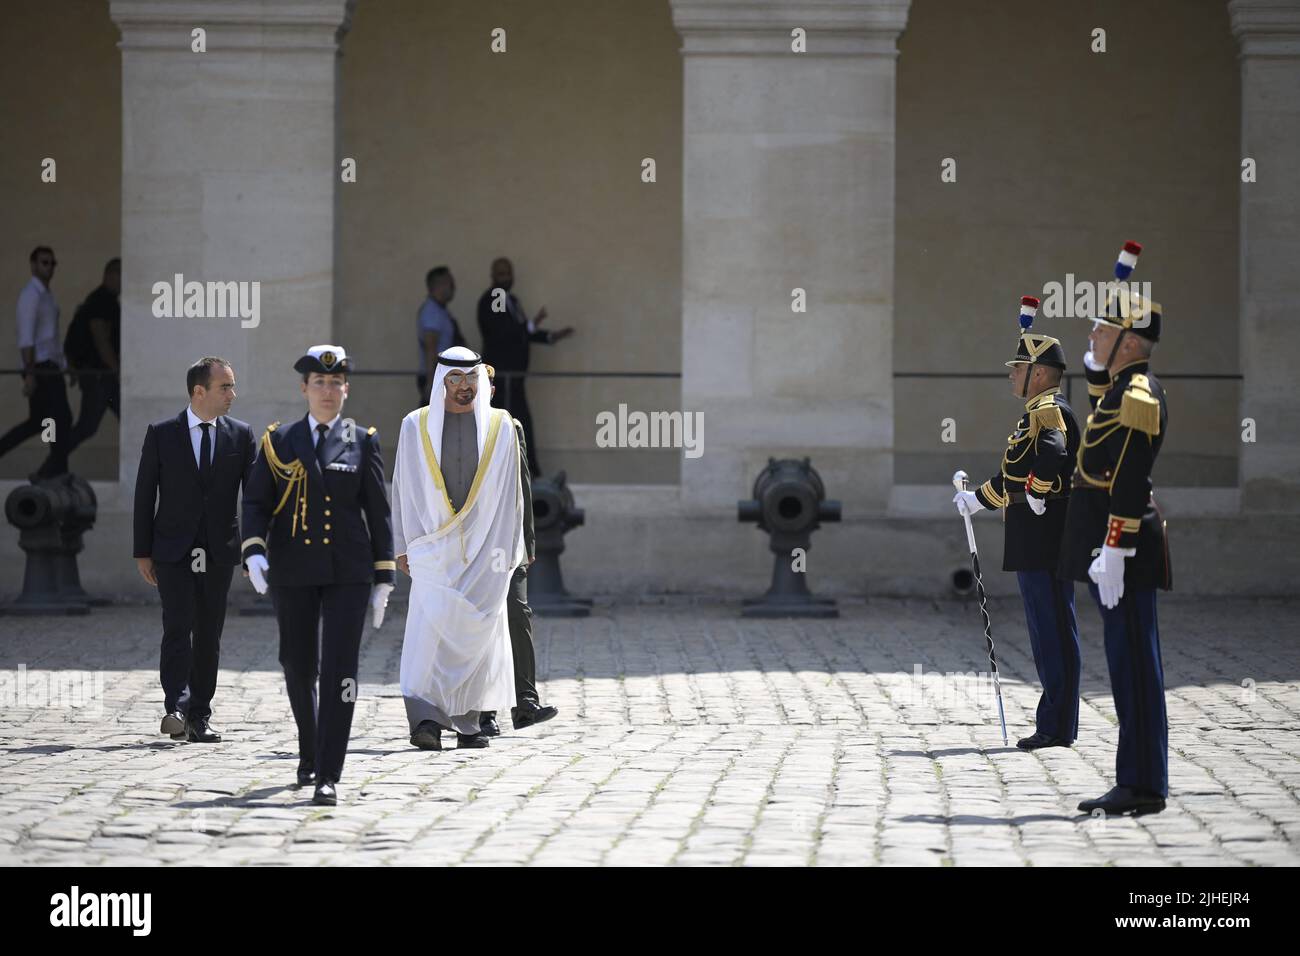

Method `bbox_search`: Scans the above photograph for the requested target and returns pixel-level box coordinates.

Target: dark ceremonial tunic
[240,416,395,587]
[973,387,1080,572]
[1058,360,1171,590]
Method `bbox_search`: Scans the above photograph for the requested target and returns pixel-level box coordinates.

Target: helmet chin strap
[1021,363,1032,399]
[1104,327,1128,371]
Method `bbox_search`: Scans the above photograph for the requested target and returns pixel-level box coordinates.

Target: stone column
[1230,0,1300,512]
[670,0,910,513]
[110,0,353,487]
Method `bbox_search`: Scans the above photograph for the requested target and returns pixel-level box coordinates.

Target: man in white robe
[392,346,526,749]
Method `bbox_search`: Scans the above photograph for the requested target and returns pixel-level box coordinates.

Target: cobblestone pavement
[1,597,1297,866]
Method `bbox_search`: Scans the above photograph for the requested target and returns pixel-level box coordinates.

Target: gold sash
[417,405,506,535]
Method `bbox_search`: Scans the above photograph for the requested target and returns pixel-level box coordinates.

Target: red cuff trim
[1105,515,1140,547]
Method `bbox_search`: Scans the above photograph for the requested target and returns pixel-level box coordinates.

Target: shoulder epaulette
[1119,374,1161,435]
[367,425,377,436]
[1029,403,1066,436]
[266,421,280,433]
[1026,394,1066,437]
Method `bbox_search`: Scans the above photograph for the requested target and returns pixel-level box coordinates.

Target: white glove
[370,583,394,629]
[246,554,269,595]
[1088,545,1135,609]
[952,490,983,517]
[1083,349,1107,373]
[1026,494,1047,516]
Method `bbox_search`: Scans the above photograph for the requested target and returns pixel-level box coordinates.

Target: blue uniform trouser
[271,582,370,784]
[1088,583,1168,797]
[1016,571,1080,742]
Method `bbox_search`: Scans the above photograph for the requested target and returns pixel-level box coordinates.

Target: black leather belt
[1007,490,1068,504]
[1072,476,1109,491]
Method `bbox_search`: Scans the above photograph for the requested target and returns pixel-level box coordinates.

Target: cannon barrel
[3,474,100,616]
[5,477,95,530]
[528,470,590,617]
[737,457,840,618]
[533,475,585,535]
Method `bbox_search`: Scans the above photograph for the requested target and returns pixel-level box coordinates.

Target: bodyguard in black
[65,258,122,456]
[476,257,574,477]
[1060,241,1172,817]
[953,296,1081,751]
[133,357,255,743]
[478,369,559,737]
[240,345,396,806]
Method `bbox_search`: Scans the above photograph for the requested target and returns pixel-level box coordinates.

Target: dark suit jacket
[477,288,551,373]
[515,418,535,564]
[133,410,257,565]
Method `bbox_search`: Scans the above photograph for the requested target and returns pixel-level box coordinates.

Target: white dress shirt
[16,276,64,367]
[186,407,220,468]
[308,413,341,448]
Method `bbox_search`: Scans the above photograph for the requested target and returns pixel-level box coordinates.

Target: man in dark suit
[240,344,395,806]
[476,257,574,477]
[133,356,256,744]
[478,368,559,737]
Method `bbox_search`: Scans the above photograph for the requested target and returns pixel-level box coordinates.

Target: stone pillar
[1230,0,1300,512]
[670,0,910,514]
[110,0,353,487]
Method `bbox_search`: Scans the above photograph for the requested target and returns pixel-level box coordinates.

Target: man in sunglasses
[392,346,531,751]
[0,246,73,478]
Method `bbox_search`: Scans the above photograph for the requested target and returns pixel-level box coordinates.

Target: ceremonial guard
[954,296,1081,751]
[241,345,396,806]
[1060,242,1172,816]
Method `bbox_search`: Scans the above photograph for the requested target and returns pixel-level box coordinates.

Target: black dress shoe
[1078,786,1166,816]
[456,732,490,749]
[410,720,442,751]
[160,711,186,739]
[185,716,222,743]
[479,712,501,737]
[296,764,316,787]
[511,702,559,730]
[1016,732,1071,751]
[313,781,337,806]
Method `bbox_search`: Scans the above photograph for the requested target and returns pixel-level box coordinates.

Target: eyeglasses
[444,370,479,389]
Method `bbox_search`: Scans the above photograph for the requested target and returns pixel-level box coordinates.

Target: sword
[952,470,1010,747]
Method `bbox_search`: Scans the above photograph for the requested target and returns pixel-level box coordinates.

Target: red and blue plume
[1019,295,1040,331]
[1114,240,1143,281]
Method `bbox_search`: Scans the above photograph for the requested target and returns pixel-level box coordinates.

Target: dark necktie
[316,423,330,467]
[198,422,212,487]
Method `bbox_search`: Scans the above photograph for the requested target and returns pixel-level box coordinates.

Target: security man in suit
[477,365,559,737]
[476,257,574,477]
[954,296,1082,751]
[133,356,256,743]
[1060,242,1172,817]
[240,345,396,806]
